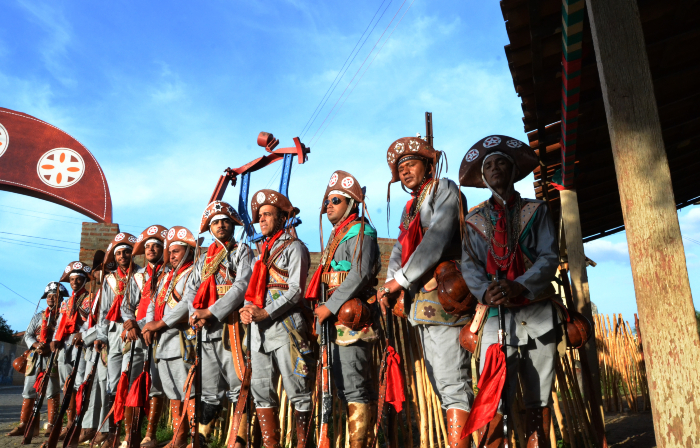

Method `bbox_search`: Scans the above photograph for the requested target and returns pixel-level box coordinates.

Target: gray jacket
[147,265,194,359]
[96,265,141,343]
[25,311,53,372]
[325,223,381,315]
[461,197,559,345]
[386,178,464,291]
[246,233,310,353]
[182,242,254,341]
[121,264,159,330]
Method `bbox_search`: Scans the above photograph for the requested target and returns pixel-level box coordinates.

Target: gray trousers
[330,341,375,404]
[202,338,242,405]
[106,324,124,393]
[57,345,80,393]
[75,347,109,431]
[417,324,473,411]
[157,357,191,401]
[251,344,311,412]
[22,371,59,399]
[479,322,556,409]
[149,357,164,398]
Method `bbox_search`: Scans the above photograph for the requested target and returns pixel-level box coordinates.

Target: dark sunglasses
[324,197,344,207]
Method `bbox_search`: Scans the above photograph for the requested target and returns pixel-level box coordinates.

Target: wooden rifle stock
[22,350,58,444]
[192,329,202,448]
[127,342,152,448]
[41,345,83,448]
[496,271,509,448]
[317,283,332,448]
[63,348,99,448]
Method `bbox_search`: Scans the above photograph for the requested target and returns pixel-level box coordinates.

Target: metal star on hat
[214,203,223,212]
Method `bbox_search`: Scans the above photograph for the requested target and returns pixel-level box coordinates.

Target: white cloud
[584,239,630,264]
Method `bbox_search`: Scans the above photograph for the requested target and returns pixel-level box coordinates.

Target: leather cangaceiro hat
[386,137,441,183]
[458,135,538,188]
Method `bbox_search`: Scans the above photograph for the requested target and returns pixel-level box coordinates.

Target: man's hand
[123,319,137,331]
[33,342,49,355]
[484,279,526,307]
[189,309,214,329]
[50,341,63,352]
[94,340,105,352]
[127,327,141,342]
[142,321,167,345]
[377,279,402,315]
[72,333,84,347]
[240,305,269,324]
[314,305,333,325]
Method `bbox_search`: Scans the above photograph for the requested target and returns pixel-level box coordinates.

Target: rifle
[41,345,83,448]
[317,282,332,448]
[63,348,99,448]
[127,342,152,448]
[22,350,58,444]
[226,317,253,448]
[496,271,509,448]
[245,323,253,448]
[368,304,399,448]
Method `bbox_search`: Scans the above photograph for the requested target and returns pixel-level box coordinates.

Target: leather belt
[321,271,348,288]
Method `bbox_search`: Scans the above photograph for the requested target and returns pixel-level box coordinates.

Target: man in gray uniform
[52,261,95,441]
[95,232,140,447]
[240,189,312,448]
[377,136,473,448]
[142,226,197,448]
[185,201,253,448]
[459,135,559,448]
[308,171,380,448]
[121,225,168,448]
[6,282,65,437]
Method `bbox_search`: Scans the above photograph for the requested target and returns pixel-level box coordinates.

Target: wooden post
[587,0,700,446]
[560,189,607,448]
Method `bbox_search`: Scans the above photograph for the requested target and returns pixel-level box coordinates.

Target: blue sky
[0,0,698,332]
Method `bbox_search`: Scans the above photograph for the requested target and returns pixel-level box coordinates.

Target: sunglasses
[324,197,344,207]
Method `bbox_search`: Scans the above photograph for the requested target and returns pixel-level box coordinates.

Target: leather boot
[166,400,188,448]
[197,402,220,447]
[477,413,504,448]
[294,410,311,448]
[347,402,372,448]
[79,428,98,444]
[446,408,470,448]
[184,400,200,448]
[140,396,163,448]
[255,408,281,448]
[44,394,60,436]
[66,421,82,448]
[59,391,77,440]
[6,398,36,436]
[525,407,550,448]
[101,393,119,448]
[121,406,134,448]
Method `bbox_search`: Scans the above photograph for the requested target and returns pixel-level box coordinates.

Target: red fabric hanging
[87,291,100,329]
[305,213,358,301]
[39,308,52,343]
[461,344,507,440]
[154,261,193,321]
[125,370,152,416]
[485,197,528,305]
[384,346,406,412]
[76,382,87,415]
[113,371,130,422]
[397,179,433,267]
[105,266,130,322]
[54,288,86,342]
[136,262,162,320]
[244,229,285,309]
[192,242,228,309]
[33,371,45,393]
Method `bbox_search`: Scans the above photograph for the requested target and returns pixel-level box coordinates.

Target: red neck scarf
[54,287,86,341]
[88,290,100,329]
[305,213,358,301]
[105,266,130,322]
[192,241,228,310]
[39,307,55,343]
[136,262,163,320]
[485,196,528,305]
[154,261,193,321]
[244,229,285,308]
[398,178,432,267]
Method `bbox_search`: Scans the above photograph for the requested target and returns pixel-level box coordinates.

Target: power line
[0,281,36,305]
[683,235,700,246]
[299,0,392,140]
[306,0,410,148]
[0,204,86,221]
[0,231,80,245]
[0,204,147,230]
[0,236,76,250]
[0,238,76,253]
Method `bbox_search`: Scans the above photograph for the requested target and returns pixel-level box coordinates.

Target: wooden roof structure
[500,0,700,241]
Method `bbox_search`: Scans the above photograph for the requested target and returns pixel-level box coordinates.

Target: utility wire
[0,238,76,253]
[0,281,35,305]
[0,204,146,230]
[0,231,80,245]
[0,236,76,250]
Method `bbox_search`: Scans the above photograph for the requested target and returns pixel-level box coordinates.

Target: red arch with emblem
[0,107,112,223]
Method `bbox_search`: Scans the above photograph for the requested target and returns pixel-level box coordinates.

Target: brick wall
[79,222,120,266]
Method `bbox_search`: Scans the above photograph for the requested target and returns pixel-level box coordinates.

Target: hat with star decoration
[200,201,244,233]
[458,135,538,188]
[41,281,69,299]
[250,189,299,224]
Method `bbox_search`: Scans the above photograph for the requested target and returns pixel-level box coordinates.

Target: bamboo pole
[398,318,416,448]
[555,365,579,448]
[279,388,287,445]
[561,356,593,448]
[409,327,429,448]
[551,389,570,445]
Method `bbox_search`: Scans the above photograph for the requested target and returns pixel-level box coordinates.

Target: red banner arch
[0,107,112,223]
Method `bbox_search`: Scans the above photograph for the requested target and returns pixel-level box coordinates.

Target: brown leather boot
[102,394,120,448]
[92,431,109,448]
[347,402,372,448]
[140,396,163,448]
[477,413,504,448]
[294,409,311,448]
[59,391,77,440]
[122,406,134,448]
[44,395,60,436]
[525,407,550,448]
[6,398,35,436]
[66,421,82,448]
[255,408,281,448]
[79,428,97,444]
[166,400,188,448]
[446,408,470,448]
